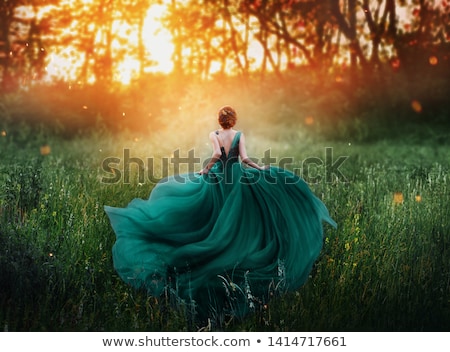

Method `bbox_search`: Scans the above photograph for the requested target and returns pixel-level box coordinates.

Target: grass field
[1,106,449,331]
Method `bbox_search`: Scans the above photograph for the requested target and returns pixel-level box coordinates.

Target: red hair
[218,106,237,129]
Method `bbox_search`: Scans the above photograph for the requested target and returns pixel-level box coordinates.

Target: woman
[104,106,336,319]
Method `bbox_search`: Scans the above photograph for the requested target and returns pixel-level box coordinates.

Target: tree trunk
[0,2,15,91]
[329,0,369,71]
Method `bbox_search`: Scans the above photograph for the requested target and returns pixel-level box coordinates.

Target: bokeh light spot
[429,56,438,65]
[304,116,314,125]
[393,192,404,204]
[40,144,51,156]
[391,58,400,69]
[411,100,422,113]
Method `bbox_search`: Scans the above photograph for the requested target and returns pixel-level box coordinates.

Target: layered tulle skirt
[104,163,336,317]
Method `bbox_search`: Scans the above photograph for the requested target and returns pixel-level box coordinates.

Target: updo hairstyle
[218,106,237,129]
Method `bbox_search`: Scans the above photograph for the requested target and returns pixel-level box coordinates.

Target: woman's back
[215,129,238,157]
[214,129,240,161]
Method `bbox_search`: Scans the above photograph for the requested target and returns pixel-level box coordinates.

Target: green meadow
[0,75,449,331]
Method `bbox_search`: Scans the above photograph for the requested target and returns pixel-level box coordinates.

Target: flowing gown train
[104,131,337,317]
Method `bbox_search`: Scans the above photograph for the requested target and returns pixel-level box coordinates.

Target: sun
[115,3,175,84]
[142,4,174,75]
[113,3,174,84]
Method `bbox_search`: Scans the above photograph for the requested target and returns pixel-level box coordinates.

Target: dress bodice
[216,131,241,168]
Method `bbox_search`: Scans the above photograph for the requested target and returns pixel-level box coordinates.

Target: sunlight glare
[46,51,84,82]
[13,0,421,85]
[115,58,141,85]
[143,4,174,74]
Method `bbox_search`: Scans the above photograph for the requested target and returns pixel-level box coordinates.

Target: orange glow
[40,145,51,156]
[46,51,85,83]
[305,116,314,125]
[429,56,438,65]
[8,1,425,85]
[142,5,174,74]
[393,192,404,204]
[391,58,401,69]
[1,130,6,137]
[39,2,176,85]
[415,195,422,202]
[411,100,422,113]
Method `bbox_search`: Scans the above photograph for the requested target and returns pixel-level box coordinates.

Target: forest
[0,0,448,134]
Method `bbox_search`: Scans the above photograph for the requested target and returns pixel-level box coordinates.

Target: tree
[361,0,397,65]
[0,0,20,91]
[394,0,450,74]
[239,0,341,74]
[163,0,237,79]
[328,0,369,71]
[49,0,155,86]
[1,0,448,88]
[0,0,58,91]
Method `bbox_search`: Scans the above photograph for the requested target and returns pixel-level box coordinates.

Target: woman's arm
[199,131,222,174]
[239,132,269,171]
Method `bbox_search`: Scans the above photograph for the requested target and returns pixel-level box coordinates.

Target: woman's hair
[218,105,237,128]
[218,106,237,129]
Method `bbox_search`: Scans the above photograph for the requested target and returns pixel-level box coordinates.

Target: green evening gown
[104,131,337,317]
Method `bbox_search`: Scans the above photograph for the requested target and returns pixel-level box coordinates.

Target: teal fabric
[105,131,336,316]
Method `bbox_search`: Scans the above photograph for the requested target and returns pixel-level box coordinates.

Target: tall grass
[251,157,449,331]
[1,116,448,331]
